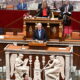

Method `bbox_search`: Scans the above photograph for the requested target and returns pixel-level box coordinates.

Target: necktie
[22,3,23,9]
[38,30,41,38]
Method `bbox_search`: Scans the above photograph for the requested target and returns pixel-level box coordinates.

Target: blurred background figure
[17,0,27,10]
[36,0,51,17]
[60,0,73,18]
[59,0,73,39]
[47,0,57,10]
[27,0,38,10]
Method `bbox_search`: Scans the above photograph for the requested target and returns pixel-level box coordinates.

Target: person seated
[36,1,51,17]
[17,0,27,10]
[59,1,73,39]
[33,23,48,42]
[59,1,73,19]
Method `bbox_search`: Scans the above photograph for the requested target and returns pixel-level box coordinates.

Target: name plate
[28,41,47,47]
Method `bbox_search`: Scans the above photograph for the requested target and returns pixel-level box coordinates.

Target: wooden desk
[24,18,63,39]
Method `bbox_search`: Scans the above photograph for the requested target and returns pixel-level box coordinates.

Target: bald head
[36,23,42,30]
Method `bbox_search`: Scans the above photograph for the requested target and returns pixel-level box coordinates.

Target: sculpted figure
[33,56,41,80]
[43,55,64,80]
[15,54,29,80]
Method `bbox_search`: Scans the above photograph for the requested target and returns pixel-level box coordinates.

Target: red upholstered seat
[72,32,80,39]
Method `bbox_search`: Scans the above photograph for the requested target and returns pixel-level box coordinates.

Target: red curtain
[71,12,80,31]
[0,10,27,29]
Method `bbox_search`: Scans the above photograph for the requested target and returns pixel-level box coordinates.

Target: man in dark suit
[17,0,27,10]
[60,1,73,17]
[59,1,73,39]
[59,1,73,21]
[33,23,48,41]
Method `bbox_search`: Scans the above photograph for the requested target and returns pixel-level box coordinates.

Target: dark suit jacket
[59,4,73,26]
[33,29,48,41]
[17,3,27,10]
[36,7,51,17]
[38,3,42,10]
[60,4,73,14]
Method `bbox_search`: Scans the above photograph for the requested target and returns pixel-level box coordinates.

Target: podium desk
[4,44,73,80]
[24,18,63,40]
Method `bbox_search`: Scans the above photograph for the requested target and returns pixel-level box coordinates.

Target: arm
[35,8,42,17]
[43,60,55,70]
[33,30,36,40]
[15,60,24,67]
[43,30,48,41]
[17,4,20,10]
[47,7,51,18]
[23,58,28,66]
[24,4,27,10]
[69,4,73,12]
[60,5,65,12]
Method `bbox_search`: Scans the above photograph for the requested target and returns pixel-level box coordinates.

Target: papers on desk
[34,40,44,43]
[0,35,4,39]
[59,48,67,50]
[50,18,58,20]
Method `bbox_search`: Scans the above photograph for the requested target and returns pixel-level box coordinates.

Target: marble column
[59,22,63,38]
[65,55,71,80]
[5,52,10,80]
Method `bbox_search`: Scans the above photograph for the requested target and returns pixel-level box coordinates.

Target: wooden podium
[23,17,63,40]
[28,41,47,49]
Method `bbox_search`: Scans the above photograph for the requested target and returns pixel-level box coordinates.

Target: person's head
[42,0,48,9]
[49,55,55,60]
[19,54,24,59]
[64,1,69,5]
[34,0,37,3]
[19,0,24,3]
[36,23,42,30]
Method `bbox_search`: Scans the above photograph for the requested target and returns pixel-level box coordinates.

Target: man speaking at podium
[33,23,48,42]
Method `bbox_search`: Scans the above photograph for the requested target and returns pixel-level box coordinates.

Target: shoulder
[24,3,27,6]
[62,4,66,7]
[69,4,73,7]
[17,3,20,6]
[34,29,38,32]
[42,29,46,32]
